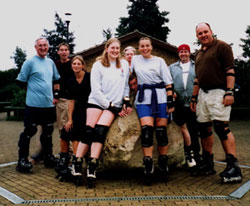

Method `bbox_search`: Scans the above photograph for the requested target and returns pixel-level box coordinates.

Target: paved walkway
[0,113,249,206]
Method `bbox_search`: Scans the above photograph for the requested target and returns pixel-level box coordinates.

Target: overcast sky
[0,0,249,70]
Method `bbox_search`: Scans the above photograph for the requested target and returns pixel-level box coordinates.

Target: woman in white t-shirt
[71,38,132,187]
[131,37,174,185]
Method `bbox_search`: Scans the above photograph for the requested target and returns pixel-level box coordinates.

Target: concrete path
[0,113,249,206]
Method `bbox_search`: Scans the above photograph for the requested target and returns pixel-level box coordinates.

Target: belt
[201,87,225,93]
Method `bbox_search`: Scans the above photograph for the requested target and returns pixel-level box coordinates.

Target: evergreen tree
[240,25,250,59]
[234,25,250,106]
[43,13,75,60]
[102,28,113,41]
[116,0,170,41]
[0,69,20,102]
[10,46,27,71]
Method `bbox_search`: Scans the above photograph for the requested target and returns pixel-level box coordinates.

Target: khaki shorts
[56,98,69,131]
[196,89,231,123]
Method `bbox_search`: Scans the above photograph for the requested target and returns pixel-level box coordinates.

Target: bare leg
[221,132,236,157]
[60,139,69,153]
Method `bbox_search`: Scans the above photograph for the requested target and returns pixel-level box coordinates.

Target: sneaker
[185,150,196,168]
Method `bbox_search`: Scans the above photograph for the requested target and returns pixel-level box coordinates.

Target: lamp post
[65,12,72,43]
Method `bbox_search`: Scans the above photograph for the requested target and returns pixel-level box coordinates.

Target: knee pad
[199,122,212,139]
[214,120,230,141]
[81,125,95,145]
[141,125,154,147]
[23,124,37,138]
[43,123,54,137]
[18,125,36,154]
[40,123,54,155]
[156,126,168,146]
[60,128,71,142]
[92,125,109,144]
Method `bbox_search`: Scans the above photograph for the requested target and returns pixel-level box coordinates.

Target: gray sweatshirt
[88,59,130,109]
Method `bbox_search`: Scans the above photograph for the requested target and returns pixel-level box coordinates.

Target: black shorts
[68,124,86,141]
[23,105,56,127]
[173,105,196,126]
[87,103,104,110]
[70,104,87,141]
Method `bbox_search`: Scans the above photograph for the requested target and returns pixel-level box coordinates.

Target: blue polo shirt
[17,55,60,108]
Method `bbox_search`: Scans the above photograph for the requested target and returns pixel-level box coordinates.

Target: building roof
[75,30,178,58]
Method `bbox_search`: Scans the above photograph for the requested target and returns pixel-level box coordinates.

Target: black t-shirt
[67,72,91,107]
[55,60,74,98]
[67,72,91,123]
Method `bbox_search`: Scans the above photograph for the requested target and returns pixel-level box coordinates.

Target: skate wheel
[87,178,95,188]
[16,166,32,174]
[144,175,153,186]
[58,176,65,182]
[221,176,242,184]
[75,179,83,186]
[73,176,83,186]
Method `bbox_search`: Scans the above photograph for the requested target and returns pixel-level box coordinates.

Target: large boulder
[100,109,184,169]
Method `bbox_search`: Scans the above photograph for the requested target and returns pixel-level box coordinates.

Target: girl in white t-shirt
[131,37,174,185]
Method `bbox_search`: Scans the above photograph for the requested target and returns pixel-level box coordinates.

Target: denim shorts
[136,103,168,119]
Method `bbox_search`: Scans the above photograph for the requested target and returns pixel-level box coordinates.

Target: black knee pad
[18,125,36,158]
[92,125,109,144]
[40,123,54,155]
[43,123,54,137]
[141,125,154,147]
[214,120,230,141]
[156,126,168,146]
[199,122,212,139]
[60,127,71,142]
[23,123,37,138]
[81,125,95,145]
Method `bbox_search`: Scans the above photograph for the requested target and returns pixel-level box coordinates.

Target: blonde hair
[123,46,136,55]
[71,55,86,71]
[99,38,121,68]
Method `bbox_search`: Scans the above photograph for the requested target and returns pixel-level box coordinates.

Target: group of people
[15,22,242,188]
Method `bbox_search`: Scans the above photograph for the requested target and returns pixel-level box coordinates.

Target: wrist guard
[108,102,121,115]
[167,95,175,109]
[224,88,234,98]
[123,96,132,109]
[191,95,198,103]
[53,89,60,99]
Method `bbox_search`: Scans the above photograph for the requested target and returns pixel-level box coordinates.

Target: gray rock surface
[100,110,184,168]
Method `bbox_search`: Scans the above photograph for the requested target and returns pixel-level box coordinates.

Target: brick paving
[0,113,249,206]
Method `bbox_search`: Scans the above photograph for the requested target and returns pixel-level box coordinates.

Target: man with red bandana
[169,44,201,171]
